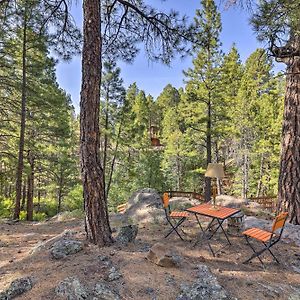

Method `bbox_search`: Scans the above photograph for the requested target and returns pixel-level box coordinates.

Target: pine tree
[183,0,223,201]
[233,49,282,199]
[100,60,125,200]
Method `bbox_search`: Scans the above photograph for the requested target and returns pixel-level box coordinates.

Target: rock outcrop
[115,224,138,245]
[50,239,83,259]
[176,264,232,300]
[0,277,33,300]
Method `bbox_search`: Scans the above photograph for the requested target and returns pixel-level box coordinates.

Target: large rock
[115,225,138,245]
[0,276,33,300]
[215,195,246,208]
[146,243,181,268]
[50,239,83,259]
[122,189,164,224]
[55,277,89,300]
[176,264,231,300]
[122,189,201,225]
[244,216,300,247]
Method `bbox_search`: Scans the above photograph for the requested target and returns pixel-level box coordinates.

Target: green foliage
[19,210,47,221]
[0,0,287,217]
[0,198,14,218]
[64,184,83,211]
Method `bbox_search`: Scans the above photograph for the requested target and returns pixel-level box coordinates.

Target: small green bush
[0,197,14,218]
[19,210,47,221]
[33,212,47,221]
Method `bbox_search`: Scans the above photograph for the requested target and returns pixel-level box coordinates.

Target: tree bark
[256,153,265,197]
[106,120,123,200]
[80,0,113,246]
[278,56,300,224]
[14,7,27,219]
[21,180,26,210]
[26,151,34,221]
[242,152,249,200]
[57,165,63,213]
[205,98,212,202]
[102,90,109,196]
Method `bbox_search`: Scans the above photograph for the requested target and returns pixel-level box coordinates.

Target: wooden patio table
[186,203,241,256]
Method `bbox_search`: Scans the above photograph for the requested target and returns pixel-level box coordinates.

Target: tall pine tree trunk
[14,9,27,219]
[26,151,34,221]
[106,120,123,200]
[57,166,63,213]
[256,153,265,197]
[242,152,249,200]
[80,0,113,246]
[102,91,109,200]
[278,56,300,224]
[21,180,26,210]
[205,99,212,202]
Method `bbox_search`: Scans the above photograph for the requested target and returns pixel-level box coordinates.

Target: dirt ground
[0,214,299,300]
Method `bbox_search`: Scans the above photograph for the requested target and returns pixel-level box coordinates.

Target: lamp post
[205,163,225,209]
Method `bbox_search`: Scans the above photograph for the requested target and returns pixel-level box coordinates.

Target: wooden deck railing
[249,195,277,212]
[163,191,205,202]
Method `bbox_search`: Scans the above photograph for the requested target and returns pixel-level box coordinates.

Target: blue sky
[55,1,280,112]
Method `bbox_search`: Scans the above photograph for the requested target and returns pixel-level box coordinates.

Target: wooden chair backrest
[272,212,288,233]
[117,203,127,214]
[162,192,170,209]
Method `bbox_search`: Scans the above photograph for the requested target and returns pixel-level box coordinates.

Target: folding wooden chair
[162,192,189,241]
[242,212,288,267]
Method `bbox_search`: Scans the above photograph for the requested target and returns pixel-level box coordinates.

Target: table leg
[193,214,215,256]
[216,218,232,245]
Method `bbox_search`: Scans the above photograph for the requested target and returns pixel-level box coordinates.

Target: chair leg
[243,236,265,267]
[165,217,186,240]
[263,242,280,264]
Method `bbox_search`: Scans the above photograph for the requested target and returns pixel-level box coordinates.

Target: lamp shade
[205,163,225,178]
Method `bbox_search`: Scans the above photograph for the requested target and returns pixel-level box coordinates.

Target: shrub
[64,185,84,211]
[0,197,14,218]
[19,211,47,221]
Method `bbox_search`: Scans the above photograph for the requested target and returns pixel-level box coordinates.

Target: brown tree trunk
[256,153,265,197]
[26,151,34,221]
[242,152,249,200]
[106,120,123,200]
[57,165,63,213]
[205,98,212,202]
[80,0,113,246]
[14,9,27,219]
[101,91,110,200]
[278,56,300,224]
[176,153,182,190]
[21,180,26,210]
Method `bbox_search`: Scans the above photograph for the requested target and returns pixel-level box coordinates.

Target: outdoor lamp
[205,163,225,209]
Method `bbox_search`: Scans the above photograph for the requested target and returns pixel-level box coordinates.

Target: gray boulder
[0,276,33,300]
[115,225,138,245]
[122,189,202,225]
[122,189,164,224]
[55,277,89,300]
[50,239,83,259]
[176,264,231,300]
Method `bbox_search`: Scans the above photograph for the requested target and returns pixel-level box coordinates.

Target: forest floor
[0,213,299,300]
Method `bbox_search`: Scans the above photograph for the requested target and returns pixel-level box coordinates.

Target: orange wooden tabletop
[186,203,240,220]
